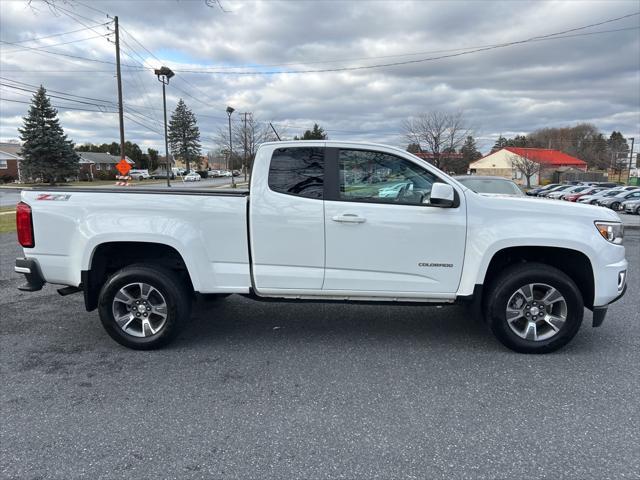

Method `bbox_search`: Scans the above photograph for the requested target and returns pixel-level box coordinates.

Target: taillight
[16,202,34,248]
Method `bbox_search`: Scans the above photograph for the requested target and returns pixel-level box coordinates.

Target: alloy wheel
[112,282,168,337]
[505,283,568,342]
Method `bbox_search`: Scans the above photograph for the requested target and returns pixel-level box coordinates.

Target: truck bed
[27,186,250,196]
[20,187,252,294]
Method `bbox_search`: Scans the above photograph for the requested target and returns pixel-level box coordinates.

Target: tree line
[491,125,632,171]
[17,87,633,186]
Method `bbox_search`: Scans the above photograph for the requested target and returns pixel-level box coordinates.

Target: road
[1,232,638,479]
[0,176,237,207]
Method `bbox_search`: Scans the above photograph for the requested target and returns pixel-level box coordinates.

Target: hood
[466,190,621,223]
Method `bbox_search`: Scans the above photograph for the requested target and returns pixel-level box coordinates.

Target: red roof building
[503,147,588,169]
[468,147,588,185]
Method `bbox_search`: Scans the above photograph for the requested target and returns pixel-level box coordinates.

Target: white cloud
[1,0,638,154]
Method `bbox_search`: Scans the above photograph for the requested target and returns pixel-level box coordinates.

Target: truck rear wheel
[98,264,191,350]
[485,263,583,354]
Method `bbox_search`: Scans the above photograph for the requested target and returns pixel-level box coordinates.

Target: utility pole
[240,112,251,181]
[114,16,126,162]
[627,137,635,185]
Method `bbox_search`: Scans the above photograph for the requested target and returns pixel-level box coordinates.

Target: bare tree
[510,153,541,188]
[402,111,471,169]
[215,115,278,173]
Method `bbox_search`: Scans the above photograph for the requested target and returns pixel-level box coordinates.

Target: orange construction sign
[116,158,131,176]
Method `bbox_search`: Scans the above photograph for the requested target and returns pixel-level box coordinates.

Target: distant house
[0,143,23,182]
[469,147,588,185]
[77,152,134,179]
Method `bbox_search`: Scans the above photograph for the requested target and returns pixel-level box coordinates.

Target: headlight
[595,221,624,245]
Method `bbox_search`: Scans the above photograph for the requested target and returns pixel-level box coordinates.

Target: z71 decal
[36,194,72,201]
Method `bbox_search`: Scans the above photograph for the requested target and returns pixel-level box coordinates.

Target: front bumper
[592,283,627,327]
[15,257,45,291]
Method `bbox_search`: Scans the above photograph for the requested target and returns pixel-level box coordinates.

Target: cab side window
[338,149,439,205]
[268,147,324,199]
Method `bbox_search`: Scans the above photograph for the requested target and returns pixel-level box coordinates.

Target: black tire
[98,264,191,350]
[636,205,640,215]
[484,262,583,354]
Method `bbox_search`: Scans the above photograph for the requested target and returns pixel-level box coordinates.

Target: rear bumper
[15,257,45,291]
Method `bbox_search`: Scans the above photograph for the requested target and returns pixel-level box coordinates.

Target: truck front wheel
[97,264,191,349]
[485,263,583,354]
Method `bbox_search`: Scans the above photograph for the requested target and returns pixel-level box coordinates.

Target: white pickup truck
[15,141,628,353]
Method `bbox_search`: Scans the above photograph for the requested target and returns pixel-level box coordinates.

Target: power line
[123,112,163,136]
[0,82,117,109]
[0,77,116,105]
[0,38,145,68]
[120,26,162,63]
[0,21,112,44]
[1,33,113,54]
[194,26,640,71]
[173,22,640,75]
[1,97,117,113]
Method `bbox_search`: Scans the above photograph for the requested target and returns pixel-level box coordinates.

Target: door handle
[332,213,366,223]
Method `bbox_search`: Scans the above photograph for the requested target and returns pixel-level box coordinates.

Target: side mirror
[430,183,455,207]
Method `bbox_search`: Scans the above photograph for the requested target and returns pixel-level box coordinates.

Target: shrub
[96,170,116,181]
[0,175,15,184]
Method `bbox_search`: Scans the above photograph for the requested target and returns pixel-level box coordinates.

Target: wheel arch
[481,246,595,309]
[82,241,194,311]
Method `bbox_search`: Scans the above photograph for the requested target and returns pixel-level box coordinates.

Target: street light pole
[155,66,175,187]
[628,137,635,185]
[226,106,235,188]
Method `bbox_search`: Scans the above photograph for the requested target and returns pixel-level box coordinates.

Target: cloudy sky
[1,0,639,154]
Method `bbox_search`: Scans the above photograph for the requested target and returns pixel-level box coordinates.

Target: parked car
[547,185,590,200]
[622,199,640,215]
[128,169,150,181]
[597,189,640,210]
[526,184,559,196]
[594,182,621,188]
[149,169,175,180]
[564,187,607,202]
[539,185,573,198]
[183,171,201,182]
[577,188,625,204]
[232,170,241,177]
[453,176,524,197]
[15,140,628,354]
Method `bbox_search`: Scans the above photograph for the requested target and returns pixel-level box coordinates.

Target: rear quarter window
[268,147,324,199]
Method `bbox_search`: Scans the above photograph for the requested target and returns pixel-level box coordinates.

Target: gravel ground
[1,232,638,480]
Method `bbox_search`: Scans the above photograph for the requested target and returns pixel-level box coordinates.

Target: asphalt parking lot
[1,232,638,479]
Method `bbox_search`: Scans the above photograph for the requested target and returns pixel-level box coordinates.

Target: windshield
[457,177,523,196]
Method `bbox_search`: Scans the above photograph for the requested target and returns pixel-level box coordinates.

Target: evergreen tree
[19,86,79,184]
[294,123,328,140]
[168,99,201,172]
[607,131,629,170]
[460,136,482,165]
[506,135,528,147]
[491,135,508,152]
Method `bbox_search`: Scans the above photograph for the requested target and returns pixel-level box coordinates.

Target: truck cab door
[249,145,327,293]
[322,147,466,297]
